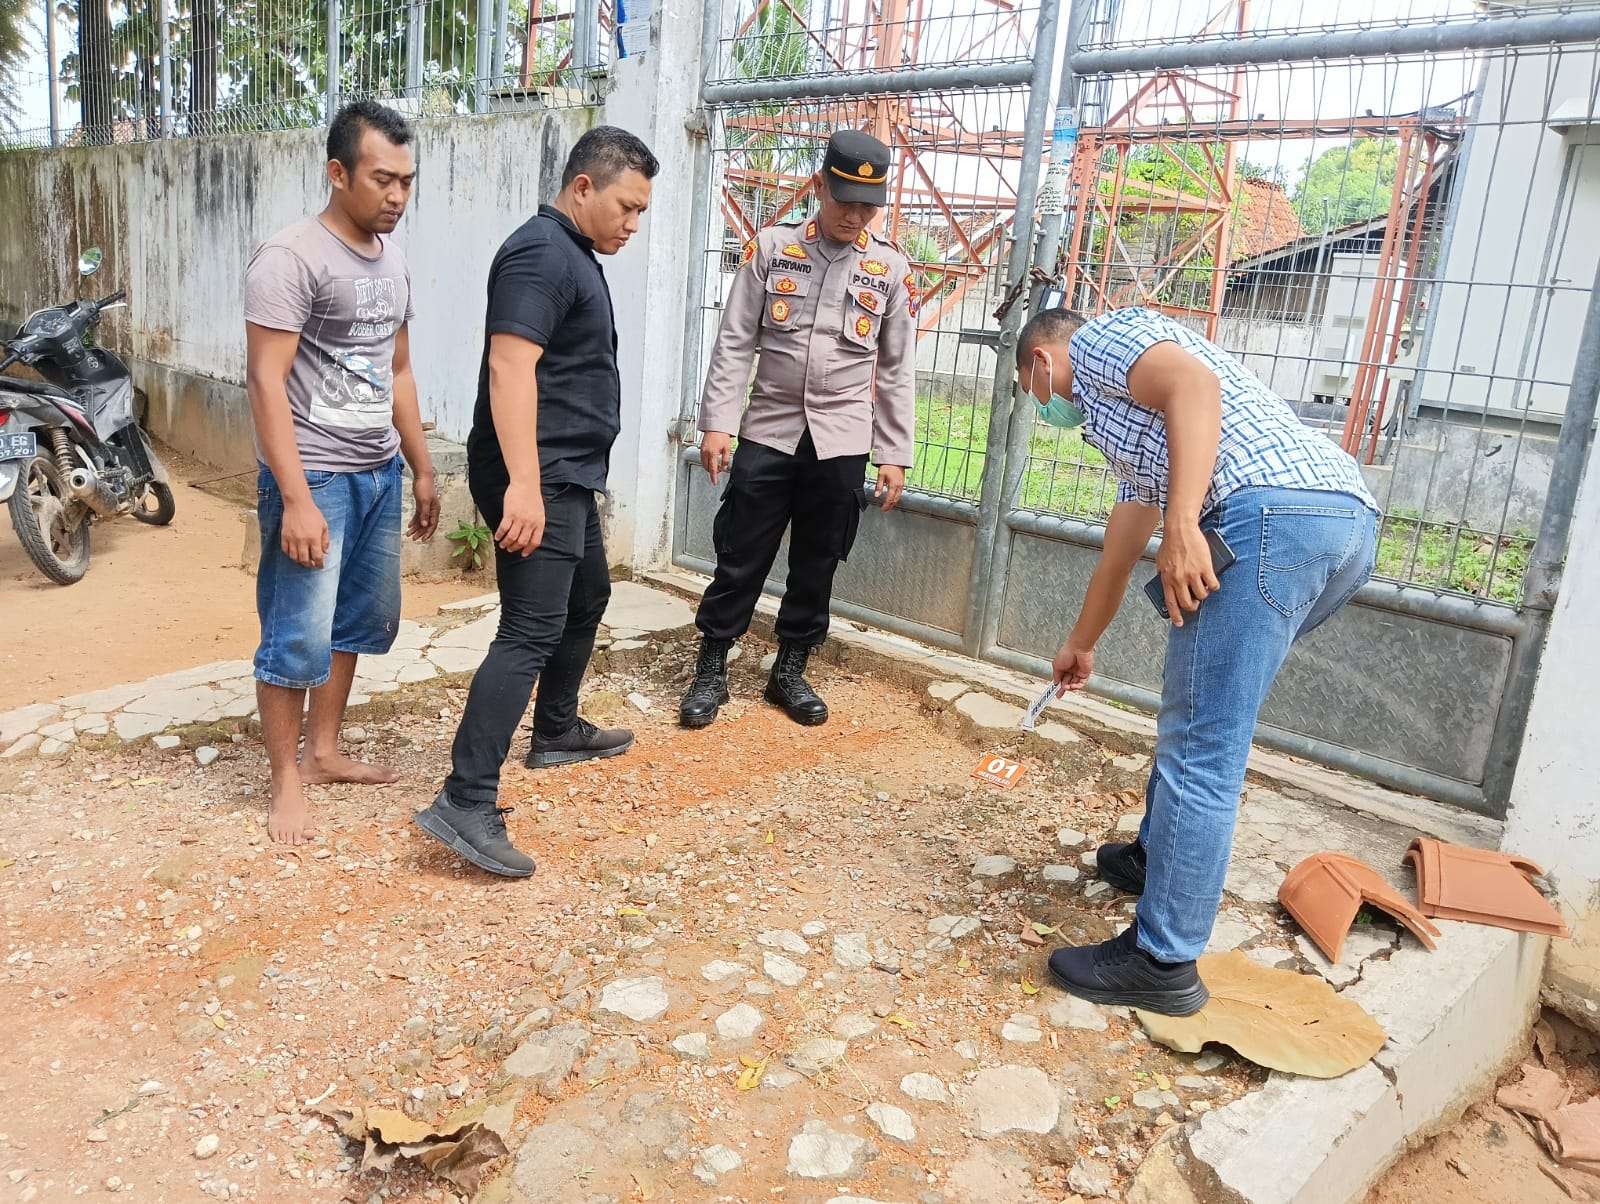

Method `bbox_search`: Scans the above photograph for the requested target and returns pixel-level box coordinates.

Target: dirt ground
[0,445,484,708]
[0,631,1264,1203]
[1369,1013,1600,1204]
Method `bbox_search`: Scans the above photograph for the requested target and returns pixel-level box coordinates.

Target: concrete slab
[602,581,694,634]
[1129,924,1544,1204]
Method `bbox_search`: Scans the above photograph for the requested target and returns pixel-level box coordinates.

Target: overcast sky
[10,0,1487,201]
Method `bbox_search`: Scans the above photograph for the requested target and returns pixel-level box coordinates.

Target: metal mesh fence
[694,85,1034,504]
[690,0,1047,505]
[1016,0,1600,606]
[2,0,612,151]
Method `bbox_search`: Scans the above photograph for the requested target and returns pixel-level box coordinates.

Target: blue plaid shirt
[1069,308,1377,516]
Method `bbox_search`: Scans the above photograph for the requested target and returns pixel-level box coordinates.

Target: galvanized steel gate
[674,0,1600,820]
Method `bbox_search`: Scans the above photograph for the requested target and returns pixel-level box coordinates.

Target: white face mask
[1026,349,1085,429]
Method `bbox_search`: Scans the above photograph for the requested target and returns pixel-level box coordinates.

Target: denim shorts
[253,456,403,689]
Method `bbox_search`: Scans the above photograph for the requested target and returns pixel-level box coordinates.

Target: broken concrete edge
[642,569,1500,850]
[1127,924,1546,1204]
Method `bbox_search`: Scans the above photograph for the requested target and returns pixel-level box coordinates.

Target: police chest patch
[856,290,879,313]
[775,276,799,294]
[782,243,807,259]
[851,270,892,297]
[854,315,874,338]
[769,257,812,276]
[770,298,793,323]
[861,258,889,277]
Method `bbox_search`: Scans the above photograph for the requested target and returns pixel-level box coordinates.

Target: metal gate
[673,0,1600,819]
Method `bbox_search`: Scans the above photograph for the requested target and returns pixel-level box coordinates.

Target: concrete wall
[0,70,697,571]
[0,108,591,465]
[1504,426,1600,911]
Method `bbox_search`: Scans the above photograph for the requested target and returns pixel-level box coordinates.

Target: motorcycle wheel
[131,430,176,526]
[7,453,91,585]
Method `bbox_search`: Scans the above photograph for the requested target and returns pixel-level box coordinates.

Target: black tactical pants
[695,430,869,647]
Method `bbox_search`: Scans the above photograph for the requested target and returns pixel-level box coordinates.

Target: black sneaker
[1047,926,1209,1016]
[526,717,635,769]
[413,790,535,878]
[1097,839,1148,894]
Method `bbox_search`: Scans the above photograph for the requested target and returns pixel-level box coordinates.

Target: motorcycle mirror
[78,247,104,277]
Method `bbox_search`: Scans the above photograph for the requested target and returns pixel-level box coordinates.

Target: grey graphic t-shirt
[243,216,415,471]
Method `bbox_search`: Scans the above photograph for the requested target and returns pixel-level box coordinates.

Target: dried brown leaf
[1136,951,1386,1078]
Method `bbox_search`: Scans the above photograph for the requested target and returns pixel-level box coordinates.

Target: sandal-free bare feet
[299,752,401,786]
[268,779,319,845]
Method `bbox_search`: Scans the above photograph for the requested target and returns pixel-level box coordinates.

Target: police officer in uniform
[680,129,917,728]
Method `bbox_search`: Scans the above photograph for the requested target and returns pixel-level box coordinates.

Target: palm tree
[0,0,34,134]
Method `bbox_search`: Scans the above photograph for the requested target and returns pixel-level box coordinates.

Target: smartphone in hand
[1144,529,1236,619]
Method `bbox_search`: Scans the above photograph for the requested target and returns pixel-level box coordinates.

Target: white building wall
[1421,44,1600,420]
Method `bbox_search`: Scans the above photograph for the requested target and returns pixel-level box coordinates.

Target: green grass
[908,395,1120,519]
[904,394,1533,602]
[1376,510,1532,605]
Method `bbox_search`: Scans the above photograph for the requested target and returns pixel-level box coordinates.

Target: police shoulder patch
[854,230,871,251]
[741,238,758,267]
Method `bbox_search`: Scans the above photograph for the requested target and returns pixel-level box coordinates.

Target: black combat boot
[764,640,828,726]
[679,637,733,728]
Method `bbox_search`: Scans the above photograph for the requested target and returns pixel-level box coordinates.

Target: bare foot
[299,751,401,786]
[268,778,319,845]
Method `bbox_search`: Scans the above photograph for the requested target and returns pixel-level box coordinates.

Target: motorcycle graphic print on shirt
[309,276,402,432]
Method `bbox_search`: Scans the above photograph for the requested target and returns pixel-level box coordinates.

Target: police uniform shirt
[697,217,917,467]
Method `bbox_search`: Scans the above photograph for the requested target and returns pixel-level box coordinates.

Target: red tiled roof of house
[1231,178,1305,263]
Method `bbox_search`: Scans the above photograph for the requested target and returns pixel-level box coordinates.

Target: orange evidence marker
[972,754,1026,789]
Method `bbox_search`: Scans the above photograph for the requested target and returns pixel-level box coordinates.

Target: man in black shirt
[415,126,658,878]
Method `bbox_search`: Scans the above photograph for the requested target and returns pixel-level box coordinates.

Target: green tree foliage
[1291,138,1399,230]
[0,0,31,132]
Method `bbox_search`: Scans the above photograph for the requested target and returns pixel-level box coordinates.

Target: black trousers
[445,481,609,805]
[696,431,869,647]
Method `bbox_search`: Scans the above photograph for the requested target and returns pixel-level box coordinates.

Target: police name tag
[1019,681,1057,731]
[972,754,1026,789]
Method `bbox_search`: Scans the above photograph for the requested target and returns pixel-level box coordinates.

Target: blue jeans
[1136,487,1378,963]
[253,457,403,689]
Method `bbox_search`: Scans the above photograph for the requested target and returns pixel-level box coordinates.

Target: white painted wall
[0,95,709,570]
[1504,431,1600,910]
[603,0,707,570]
[1422,45,1600,419]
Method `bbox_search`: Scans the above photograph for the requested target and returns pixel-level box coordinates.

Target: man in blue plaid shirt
[1017,305,1379,1016]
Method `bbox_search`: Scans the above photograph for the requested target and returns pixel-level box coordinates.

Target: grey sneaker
[526,717,635,769]
[413,790,535,878]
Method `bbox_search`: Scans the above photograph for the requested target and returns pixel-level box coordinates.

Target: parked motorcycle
[0,247,174,585]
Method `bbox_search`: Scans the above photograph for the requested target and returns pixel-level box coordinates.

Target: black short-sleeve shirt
[466,204,621,495]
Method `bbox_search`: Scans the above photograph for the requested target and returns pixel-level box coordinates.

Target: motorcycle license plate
[0,431,37,462]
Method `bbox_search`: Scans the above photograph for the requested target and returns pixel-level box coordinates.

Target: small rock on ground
[1068,1156,1114,1198]
[866,1101,916,1143]
[1047,995,1109,1032]
[927,915,980,940]
[764,953,807,987]
[1001,1013,1042,1043]
[900,1072,950,1103]
[597,976,668,1023]
[670,1033,710,1061]
[832,932,872,969]
[715,1003,763,1041]
[787,1120,871,1180]
[963,1065,1059,1137]
[973,854,1018,879]
[758,929,811,957]
[693,1144,743,1184]
[788,1037,848,1078]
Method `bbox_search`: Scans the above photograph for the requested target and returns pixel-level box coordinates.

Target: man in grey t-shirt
[243,100,439,845]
